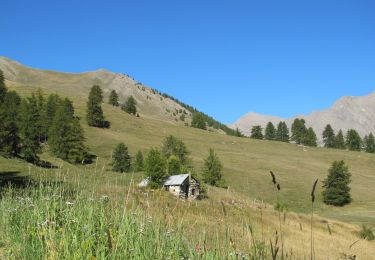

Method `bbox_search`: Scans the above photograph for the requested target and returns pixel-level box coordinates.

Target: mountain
[231,92,375,142]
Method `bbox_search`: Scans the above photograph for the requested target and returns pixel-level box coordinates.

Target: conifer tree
[250,125,263,139]
[122,96,137,115]
[234,127,244,137]
[334,130,346,149]
[167,155,181,175]
[203,148,224,187]
[112,143,131,173]
[0,69,7,102]
[45,94,62,130]
[161,135,190,166]
[18,96,42,162]
[322,160,352,206]
[304,127,317,147]
[322,124,335,148]
[35,89,48,142]
[275,121,289,142]
[87,85,107,127]
[265,122,276,140]
[133,150,144,172]
[0,91,21,156]
[191,113,206,130]
[364,133,375,153]
[144,148,167,188]
[345,129,362,151]
[49,98,89,163]
[291,118,307,144]
[109,90,119,107]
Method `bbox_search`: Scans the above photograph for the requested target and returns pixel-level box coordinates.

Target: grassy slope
[1,82,375,257]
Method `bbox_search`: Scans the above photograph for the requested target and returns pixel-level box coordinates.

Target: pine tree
[0,69,7,102]
[161,135,189,166]
[291,118,307,144]
[112,143,131,173]
[167,155,181,175]
[87,85,108,127]
[122,96,137,115]
[191,113,206,130]
[275,121,289,142]
[334,130,346,149]
[133,150,144,172]
[45,94,62,130]
[0,91,21,156]
[18,96,42,162]
[49,98,89,163]
[322,160,352,206]
[203,148,224,187]
[234,127,244,137]
[364,133,375,153]
[109,90,119,107]
[304,127,317,147]
[265,122,276,140]
[250,126,263,139]
[322,124,335,148]
[345,129,362,151]
[35,89,48,142]
[144,148,167,188]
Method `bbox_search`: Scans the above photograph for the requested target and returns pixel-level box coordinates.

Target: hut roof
[164,174,189,186]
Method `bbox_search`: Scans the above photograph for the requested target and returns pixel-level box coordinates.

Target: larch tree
[0,69,7,102]
[334,130,346,149]
[161,135,190,166]
[345,129,362,151]
[87,85,108,128]
[112,143,132,173]
[250,125,263,139]
[275,121,289,142]
[304,127,317,147]
[133,150,144,172]
[144,148,167,188]
[265,122,276,140]
[109,90,119,107]
[202,148,224,187]
[191,113,206,130]
[291,118,307,144]
[364,133,375,153]
[122,96,137,115]
[322,124,335,148]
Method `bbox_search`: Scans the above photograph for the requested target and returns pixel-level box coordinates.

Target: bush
[359,225,375,241]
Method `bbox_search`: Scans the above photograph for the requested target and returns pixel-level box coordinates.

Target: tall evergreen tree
[161,135,190,166]
[0,69,7,102]
[275,121,289,142]
[322,124,335,148]
[250,125,263,139]
[112,143,131,173]
[45,94,62,130]
[265,122,276,140]
[304,127,317,147]
[291,118,307,144]
[345,129,362,151]
[49,98,89,163]
[334,130,346,149]
[87,85,107,128]
[144,148,167,188]
[18,96,42,162]
[122,96,137,115]
[35,89,48,142]
[108,90,119,107]
[322,160,352,206]
[167,155,181,175]
[0,91,21,156]
[191,113,206,130]
[133,150,144,172]
[364,133,375,153]
[202,148,224,187]
[234,127,244,137]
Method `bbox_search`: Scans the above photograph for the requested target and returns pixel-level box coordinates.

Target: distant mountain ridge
[231,91,375,143]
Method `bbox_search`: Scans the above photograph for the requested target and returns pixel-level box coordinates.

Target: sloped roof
[138,174,190,187]
[164,174,189,186]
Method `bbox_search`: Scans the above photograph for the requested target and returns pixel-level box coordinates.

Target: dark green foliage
[291,118,307,144]
[112,143,131,173]
[265,122,276,140]
[250,125,263,139]
[334,130,346,149]
[167,155,181,175]
[275,121,289,142]
[191,113,206,130]
[179,114,185,121]
[144,148,167,188]
[322,160,352,206]
[0,91,21,156]
[108,90,119,106]
[133,150,144,172]
[18,96,42,162]
[45,94,62,130]
[202,148,224,187]
[0,69,7,102]
[234,127,244,137]
[364,133,375,153]
[161,135,190,166]
[35,89,48,142]
[49,98,89,164]
[304,127,317,147]
[359,225,375,241]
[122,96,137,115]
[345,129,362,151]
[87,85,108,128]
[322,124,335,148]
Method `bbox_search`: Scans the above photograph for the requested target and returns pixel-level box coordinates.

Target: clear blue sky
[1,0,375,123]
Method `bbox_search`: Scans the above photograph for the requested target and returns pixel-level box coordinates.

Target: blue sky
[1,0,375,123]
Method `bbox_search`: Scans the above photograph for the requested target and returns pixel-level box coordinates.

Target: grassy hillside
[1,81,375,258]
